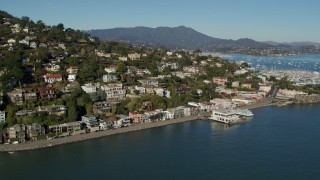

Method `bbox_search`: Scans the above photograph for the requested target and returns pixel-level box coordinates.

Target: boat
[8,151,15,154]
[209,108,253,124]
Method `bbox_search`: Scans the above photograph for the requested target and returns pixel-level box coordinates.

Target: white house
[101,83,126,101]
[102,74,118,83]
[119,57,128,61]
[154,88,170,98]
[30,41,37,49]
[104,66,117,73]
[7,38,16,44]
[116,115,131,126]
[81,83,100,93]
[234,69,248,75]
[67,74,77,82]
[81,115,99,128]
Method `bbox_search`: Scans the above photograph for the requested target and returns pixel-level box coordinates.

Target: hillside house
[7,89,23,105]
[43,73,62,83]
[36,105,66,116]
[128,53,141,60]
[38,85,56,100]
[213,77,228,86]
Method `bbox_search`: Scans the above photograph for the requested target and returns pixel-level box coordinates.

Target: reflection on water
[210,121,239,132]
[209,117,253,132]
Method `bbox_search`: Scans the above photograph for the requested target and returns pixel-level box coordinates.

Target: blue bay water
[205,53,320,72]
[1,104,320,180]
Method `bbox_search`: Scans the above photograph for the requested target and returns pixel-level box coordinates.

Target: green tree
[5,104,20,126]
[67,98,78,122]
[117,61,127,74]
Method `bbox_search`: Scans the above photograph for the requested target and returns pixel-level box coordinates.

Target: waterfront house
[81,115,99,129]
[116,115,131,126]
[129,112,144,123]
[25,123,45,140]
[144,111,166,122]
[43,73,62,83]
[38,85,56,100]
[49,121,81,134]
[8,124,26,142]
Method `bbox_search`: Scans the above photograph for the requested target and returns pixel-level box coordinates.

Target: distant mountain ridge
[263,41,320,47]
[87,26,271,50]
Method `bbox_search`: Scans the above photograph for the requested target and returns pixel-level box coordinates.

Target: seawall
[0,115,200,152]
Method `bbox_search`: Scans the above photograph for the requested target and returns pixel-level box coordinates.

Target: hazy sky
[2,0,320,42]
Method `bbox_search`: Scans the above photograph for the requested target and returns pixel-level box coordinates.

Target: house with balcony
[93,101,112,115]
[81,82,100,94]
[81,115,99,129]
[49,122,81,134]
[101,83,126,102]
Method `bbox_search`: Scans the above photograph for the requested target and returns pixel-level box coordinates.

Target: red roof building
[43,73,62,83]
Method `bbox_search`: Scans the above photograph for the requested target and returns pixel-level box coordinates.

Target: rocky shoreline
[0,115,201,152]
